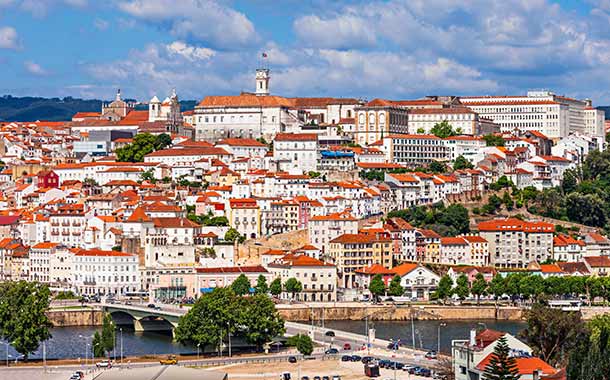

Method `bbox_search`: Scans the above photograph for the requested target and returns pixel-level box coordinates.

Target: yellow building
[329,233,392,288]
[228,198,261,239]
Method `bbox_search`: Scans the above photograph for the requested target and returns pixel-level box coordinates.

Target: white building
[72,249,140,296]
[478,218,554,268]
[267,254,337,302]
[148,89,182,124]
[460,91,586,138]
[273,133,319,172]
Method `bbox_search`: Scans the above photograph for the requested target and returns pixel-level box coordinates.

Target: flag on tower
[262,52,268,58]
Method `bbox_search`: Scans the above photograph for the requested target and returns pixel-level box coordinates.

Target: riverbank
[45,304,610,328]
[276,303,524,321]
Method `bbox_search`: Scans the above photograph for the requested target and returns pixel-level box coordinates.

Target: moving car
[325,331,335,337]
[159,355,178,365]
[288,356,297,363]
[96,360,112,368]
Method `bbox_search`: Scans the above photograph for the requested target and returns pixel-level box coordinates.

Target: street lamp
[437,322,446,354]
[120,328,123,365]
[197,343,200,360]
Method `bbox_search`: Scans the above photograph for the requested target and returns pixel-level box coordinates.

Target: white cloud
[24,60,47,75]
[0,26,18,49]
[116,0,257,47]
[166,41,215,62]
[294,14,376,49]
[94,18,109,30]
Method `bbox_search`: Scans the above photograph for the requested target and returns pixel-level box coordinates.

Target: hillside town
[1,69,610,380]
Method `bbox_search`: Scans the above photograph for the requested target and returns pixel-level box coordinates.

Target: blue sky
[2,0,610,104]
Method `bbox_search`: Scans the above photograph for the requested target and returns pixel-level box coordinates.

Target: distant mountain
[0,95,198,122]
[597,106,610,120]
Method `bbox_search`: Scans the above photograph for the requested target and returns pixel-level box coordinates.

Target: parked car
[301,377,309,380]
[415,368,432,377]
[159,355,177,365]
[96,360,111,368]
[350,355,362,362]
[343,343,351,350]
[341,355,351,362]
[325,348,339,355]
[288,356,297,363]
[73,371,84,380]
[313,376,321,380]
[147,303,156,308]
[322,376,330,380]
[425,351,437,360]
[362,356,375,364]
[325,331,335,337]
[332,376,341,380]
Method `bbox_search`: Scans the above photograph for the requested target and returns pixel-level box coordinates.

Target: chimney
[469,329,477,346]
[532,369,540,380]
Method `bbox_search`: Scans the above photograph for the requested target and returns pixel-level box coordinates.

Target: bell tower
[255,68,270,96]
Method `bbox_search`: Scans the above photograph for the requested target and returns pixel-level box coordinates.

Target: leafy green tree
[482,194,502,214]
[369,274,386,300]
[269,278,282,297]
[482,336,520,380]
[521,302,585,367]
[388,275,404,297]
[482,134,505,147]
[241,294,285,350]
[92,331,105,358]
[0,281,52,361]
[453,155,474,170]
[471,273,488,305]
[561,168,580,194]
[231,274,252,296]
[430,120,457,138]
[435,275,453,304]
[429,161,448,173]
[224,228,245,243]
[455,274,470,300]
[519,275,545,301]
[488,274,506,306]
[502,192,514,211]
[254,274,269,295]
[565,193,607,227]
[175,287,240,350]
[140,169,156,183]
[101,313,115,358]
[416,127,425,134]
[439,204,470,235]
[288,334,314,356]
[284,278,303,300]
[116,133,172,162]
[155,133,172,149]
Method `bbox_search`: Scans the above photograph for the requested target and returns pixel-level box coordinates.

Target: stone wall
[277,305,524,322]
[47,309,104,327]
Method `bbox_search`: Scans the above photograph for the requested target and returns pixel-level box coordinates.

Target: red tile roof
[195,265,267,273]
[391,262,419,276]
[274,133,318,141]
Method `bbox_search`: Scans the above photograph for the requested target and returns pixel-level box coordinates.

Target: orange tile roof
[216,138,267,147]
[391,262,419,277]
[355,264,395,275]
[330,233,390,244]
[270,253,334,267]
[125,206,151,223]
[274,133,318,141]
[145,147,230,157]
[476,353,557,376]
[478,218,554,233]
[539,264,563,273]
[198,94,295,108]
[441,237,468,246]
[74,248,135,257]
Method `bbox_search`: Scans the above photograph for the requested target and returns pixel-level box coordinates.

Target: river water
[0,320,526,360]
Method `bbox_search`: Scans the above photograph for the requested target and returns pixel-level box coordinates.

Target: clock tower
[255,68,270,96]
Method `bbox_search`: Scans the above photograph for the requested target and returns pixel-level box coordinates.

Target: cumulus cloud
[166,41,215,62]
[24,60,47,75]
[116,0,258,47]
[0,26,19,49]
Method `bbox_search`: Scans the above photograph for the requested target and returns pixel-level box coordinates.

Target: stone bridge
[102,303,184,336]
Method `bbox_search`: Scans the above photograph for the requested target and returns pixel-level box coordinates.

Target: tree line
[387,203,470,237]
[433,272,610,305]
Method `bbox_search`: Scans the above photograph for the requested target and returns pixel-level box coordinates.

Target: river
[0,320,526,360]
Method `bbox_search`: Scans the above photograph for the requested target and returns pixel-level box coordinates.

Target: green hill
[0,95,197,122]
